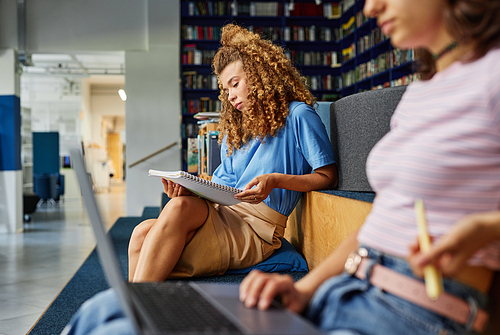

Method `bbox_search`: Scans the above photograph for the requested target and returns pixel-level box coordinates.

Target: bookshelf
[180,0,416,171]
[338,0,418,96]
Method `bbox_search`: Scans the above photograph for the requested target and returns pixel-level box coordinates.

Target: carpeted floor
[28,207,307,334]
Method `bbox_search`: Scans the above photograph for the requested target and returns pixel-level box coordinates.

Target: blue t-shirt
[211,101,335,216]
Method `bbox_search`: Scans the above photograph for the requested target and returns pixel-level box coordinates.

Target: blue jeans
[306,246,487,335]
[61,289,136,335]
[63,246,487,335]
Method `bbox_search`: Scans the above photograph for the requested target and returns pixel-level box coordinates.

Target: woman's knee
[160,197,209,228]
[164,196,200,214]
[129,219,156,253]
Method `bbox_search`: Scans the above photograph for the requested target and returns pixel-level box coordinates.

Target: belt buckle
[344,247,368,275]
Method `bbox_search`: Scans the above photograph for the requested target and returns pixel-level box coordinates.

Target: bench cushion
[225,238,309,274]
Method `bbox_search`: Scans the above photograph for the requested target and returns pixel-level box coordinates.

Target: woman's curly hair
[417,0,500,79]
[212,24,316,156]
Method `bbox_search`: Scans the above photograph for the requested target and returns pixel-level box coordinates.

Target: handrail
[128,142,178,168]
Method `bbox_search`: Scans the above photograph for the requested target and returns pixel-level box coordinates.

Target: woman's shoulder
[453,47,500,85]
[470,47,500,78]
[288,101,316,119]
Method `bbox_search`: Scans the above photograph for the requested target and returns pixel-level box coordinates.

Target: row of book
[371,73,421,90]
[183,45,339,67]
[182,72,219,90]
[182,25,221,41]
[235,2,281,16]
[185,1,343,18]
[245,25,341,42]
[392,49,415,67]
[341,11,375,39]
[182,122,199,139]
[342,0,356,13]
[357,27,390,55]
[186,1,232,16]
[182,24,340,43]
[285,25,336,42]
[182,98,222,115]
[342,16,356,37]
[342,49,415,87]
[323,3,341,18]
[305,74,343,91]
[193,127,221,176]
[287,2,326,17]
[180,22,383,46]
[182,45,216,65]
[355,10,369,28]
[342,43,356,63]
[287,50,339,67]
[343,27,390,63]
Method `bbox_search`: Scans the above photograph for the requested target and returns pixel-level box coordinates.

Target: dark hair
[418,0,500,79]
[212,24,315,155]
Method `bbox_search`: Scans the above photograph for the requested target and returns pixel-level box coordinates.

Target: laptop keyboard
[129,282,243,334]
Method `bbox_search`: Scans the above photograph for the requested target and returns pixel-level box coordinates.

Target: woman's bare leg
[128,219,156,281]
[131,196,209,282]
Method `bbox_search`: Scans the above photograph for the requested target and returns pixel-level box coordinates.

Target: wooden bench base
[285,191,373,270]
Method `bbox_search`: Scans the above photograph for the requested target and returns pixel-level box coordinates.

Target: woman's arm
[240,228,359,312]
[235,164,337,203]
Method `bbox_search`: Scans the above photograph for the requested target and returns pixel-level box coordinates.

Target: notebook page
[148,170,242,206]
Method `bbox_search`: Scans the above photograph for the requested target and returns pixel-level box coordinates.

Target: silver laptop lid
[70,148,142,334]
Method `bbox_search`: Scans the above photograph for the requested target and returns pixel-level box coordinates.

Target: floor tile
[0,313,44,335]
[0,179,126,335]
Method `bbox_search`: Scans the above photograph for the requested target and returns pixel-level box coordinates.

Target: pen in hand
[415,199,443,300]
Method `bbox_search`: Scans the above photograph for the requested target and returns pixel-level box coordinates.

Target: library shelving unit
[179,0,416,171]
[338,0,417,96]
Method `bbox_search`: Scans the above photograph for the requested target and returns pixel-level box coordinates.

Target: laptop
[70,148,323,335]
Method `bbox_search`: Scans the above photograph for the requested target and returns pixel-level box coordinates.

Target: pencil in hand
[414,199,443,300]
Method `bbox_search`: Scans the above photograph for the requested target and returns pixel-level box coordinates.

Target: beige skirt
[168,200,287,278]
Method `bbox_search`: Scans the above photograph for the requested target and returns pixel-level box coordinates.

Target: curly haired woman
[127,24,337,283]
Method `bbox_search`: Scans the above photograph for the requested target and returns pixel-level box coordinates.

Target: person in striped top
[241,0,500,334]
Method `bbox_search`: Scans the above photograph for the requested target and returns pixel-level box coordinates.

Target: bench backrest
[330,86,407,192]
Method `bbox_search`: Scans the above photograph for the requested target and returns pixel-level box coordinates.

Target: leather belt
[344,248,489,333]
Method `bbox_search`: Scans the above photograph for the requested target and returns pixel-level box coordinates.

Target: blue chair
[33,173,62,206]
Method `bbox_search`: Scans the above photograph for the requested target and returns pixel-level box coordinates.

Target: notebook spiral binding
[181,171,242,194]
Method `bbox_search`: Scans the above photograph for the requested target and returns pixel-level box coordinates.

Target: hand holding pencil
[414,199,444,300]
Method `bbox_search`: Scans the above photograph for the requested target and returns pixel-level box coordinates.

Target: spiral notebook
[149,169,242,206]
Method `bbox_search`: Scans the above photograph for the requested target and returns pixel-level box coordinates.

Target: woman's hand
[408,211,500,277]
[235,173,277,204]
[162,178,194,198]
[234,165,337,204]
[239,270,312,313]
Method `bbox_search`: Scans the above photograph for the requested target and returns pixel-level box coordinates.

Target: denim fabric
[61,289,137,335]
[306,246,487,335]
[63,246,488,335]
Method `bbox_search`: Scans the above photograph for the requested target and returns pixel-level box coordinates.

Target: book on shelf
[323,3,341,19]
[288,2,324,16]
[187,138,199,174]
[149,169,242,206]
[207,131,221,176]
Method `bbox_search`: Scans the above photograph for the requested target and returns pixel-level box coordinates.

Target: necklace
[432,41,458,60]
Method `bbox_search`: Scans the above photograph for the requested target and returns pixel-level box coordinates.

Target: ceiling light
[118,89,127,101]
